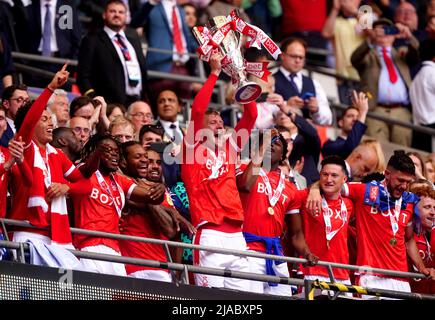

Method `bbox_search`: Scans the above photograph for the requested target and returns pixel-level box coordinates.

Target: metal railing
[0,217,433,300]
[11,51,227,105]
[330,103,435,137]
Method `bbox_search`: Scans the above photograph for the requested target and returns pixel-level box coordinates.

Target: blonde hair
[108,116,135,134]
[350,138,386,172]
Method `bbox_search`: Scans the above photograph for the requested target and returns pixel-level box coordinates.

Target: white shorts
[303,275,352,297]
[193,228,250,291]
[129,270,172,283]
[80,245,127,277]
[247,254,292,297]
[12,232,52,263]
[13,231,51,245]
[358,274,411,300]
[12,232,81,270]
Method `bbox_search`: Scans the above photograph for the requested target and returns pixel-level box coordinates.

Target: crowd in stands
[0,0,435,299]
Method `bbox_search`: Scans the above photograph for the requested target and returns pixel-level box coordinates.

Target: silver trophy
[193,14,262,104]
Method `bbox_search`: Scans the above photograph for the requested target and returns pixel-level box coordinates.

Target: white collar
[159,119,178,127]
[104,26,127,40]
[279,67,301,79]
[40,0,57,8]
[422,61,435,67]
[6,117,15,133]
[345,160,352,178]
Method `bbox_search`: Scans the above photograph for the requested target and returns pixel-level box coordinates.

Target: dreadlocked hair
[80,133,120,161]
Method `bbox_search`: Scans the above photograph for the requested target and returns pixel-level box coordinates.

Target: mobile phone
[383,25,399,35]
[257,92,269,102]
[149,142,172,154]
[301,92,314,100]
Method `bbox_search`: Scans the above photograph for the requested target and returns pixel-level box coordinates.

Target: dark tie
[172,6,184,55]
[42,3,52,56]
[114,34,139,87]
[289,73,299,94]
[169,123,177,142]
[115,34,131,61]
[381,47,398,84]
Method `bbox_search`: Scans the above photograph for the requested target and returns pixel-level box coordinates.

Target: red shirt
[241,168,300,253]
[181,73,257,229]
[120,191,175,274]
[410,230,435,294]
[0,146,10,218]
[298,189,354,280]
[182,142,244,228]
[72,172,136,252]
[9,145,81,237]
[9,87,82,237]
[343,182,414,276]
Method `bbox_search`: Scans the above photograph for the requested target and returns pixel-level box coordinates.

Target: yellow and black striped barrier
[313,280,368,295]
[305,279,435,300]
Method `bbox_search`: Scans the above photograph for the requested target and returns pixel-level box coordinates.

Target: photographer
[274,37,332,126]
[351,18,418,147]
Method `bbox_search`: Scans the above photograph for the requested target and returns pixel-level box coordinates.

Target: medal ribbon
[95,170,123,217]
[321,196,348,242]
[259,169,285,207]
[42,151,51,189]
[386,190,402,239]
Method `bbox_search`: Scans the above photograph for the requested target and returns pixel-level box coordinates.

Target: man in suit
[0,84,29,147]
[77,0,149,106]
[274,110,321,186]
[351,18,418,147]
[322,90,368,160]
[20,0,81,88]
[130,0,197,100]
[274,37,332,126]
[155,89,186,145]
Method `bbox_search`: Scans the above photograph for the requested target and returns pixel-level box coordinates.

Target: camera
[383,25,399,35]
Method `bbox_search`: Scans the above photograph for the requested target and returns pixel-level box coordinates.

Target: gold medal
[268,207,275,215]
[389,237,397,246]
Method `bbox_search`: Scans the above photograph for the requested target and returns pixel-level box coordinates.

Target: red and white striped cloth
[28,142,72,247]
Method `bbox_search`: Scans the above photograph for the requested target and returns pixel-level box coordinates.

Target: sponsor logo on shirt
[91,188,122,207]
[369,186,378,202]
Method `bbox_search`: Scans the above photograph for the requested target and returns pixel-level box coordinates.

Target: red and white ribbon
[195,10,281,81]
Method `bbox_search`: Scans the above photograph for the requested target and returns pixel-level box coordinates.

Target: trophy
[193,13,263,104]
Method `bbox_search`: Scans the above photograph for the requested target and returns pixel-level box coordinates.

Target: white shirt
[254,102,279,129]
[376,46,409,105]
[410,61,435,125]
[6,117,15,134]
[162,0,189,64]
[38,0,59,53]
[104,26,142,97]
[279,67,332,126]
[345,160,352,179]
[159,119,184,144]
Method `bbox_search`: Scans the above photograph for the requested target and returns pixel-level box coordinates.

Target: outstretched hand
[209,51,223,76]
[47,62,69,91]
